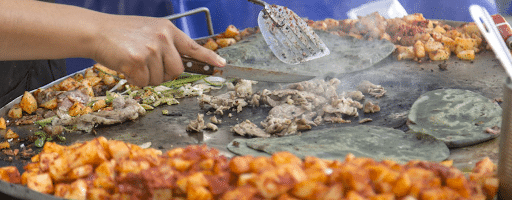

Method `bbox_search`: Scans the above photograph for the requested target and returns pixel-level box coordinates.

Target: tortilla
[407,89,502,148]
[217,30,395,77]
[227,125,449,162]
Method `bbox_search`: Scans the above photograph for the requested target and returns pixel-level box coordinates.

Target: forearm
[0,0,103,60]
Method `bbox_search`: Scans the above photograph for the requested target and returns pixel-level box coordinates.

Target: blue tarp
[55,0,499,74]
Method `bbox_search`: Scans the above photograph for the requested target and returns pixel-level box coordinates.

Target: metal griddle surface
[0,30,507,200]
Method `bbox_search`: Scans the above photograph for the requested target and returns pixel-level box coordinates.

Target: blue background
[55,0,500,74]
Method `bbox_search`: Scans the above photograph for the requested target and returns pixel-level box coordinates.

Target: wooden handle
[181,56,215,75]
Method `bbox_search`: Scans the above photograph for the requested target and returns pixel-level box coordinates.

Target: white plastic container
[347,0,408,19]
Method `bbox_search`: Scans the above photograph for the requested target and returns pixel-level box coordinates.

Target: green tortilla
[227,125,449,162]
[408,89,502,148]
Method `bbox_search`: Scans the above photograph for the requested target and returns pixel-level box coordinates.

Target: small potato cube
[78,85,94,97]
[455,37,476,51]
[433,25,446,34]
[73,73,84,82]
[87,188,111,200]
[457,50,475,61]
[59,77,80,91]
[446,174,470,197]
[199,158,214,170]
[5,129,19,139]
[171,158,192,172]
[413,40,426,58]
[26,173,54,194]
[369,193,395,200]
[85,76,102,87]
[68,102,87,117]
[424,38,444,53]
[345,191,366,200]
[216,38,236,48]
[150,188,172,200]
[396,45,415,60]
[429,49,450,61]
[8,104,23,119]
[392,174,411,197]
[403,13,426,23]
[250,157,275,174]
[187,186,213,200]
[84,68,98,79]
[203,38,219,51]
[94,63,117,77]
[92,99,107,112]
[0,118,6,130]
[93,176,115,191]
[324,18,340,28]
[0,166,21,184]
[291,180,328,200]
[237,173,255,186]
[272,151,302,166]
[66,179,88,200]
[483,177,499,199]
[102,74,117,86]
[187,172,210,188]
[54,183,71,198]
[69,164,94,180]
[229,156,253,174]
[323,183,343,200]
[42,141,65,155]
[39,98,58,110]
[224,25,240,38]
[0,141,10,150]
[221,186,258,200]
[311,21,328,30]
[38,152,59,172]
[107,140,130,160]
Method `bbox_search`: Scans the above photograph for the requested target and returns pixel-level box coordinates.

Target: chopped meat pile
[197,79,384,137]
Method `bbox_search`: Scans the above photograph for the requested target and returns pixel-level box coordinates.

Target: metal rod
[163,7,214,36]
[498,77,512,200]
[247,0,266,7]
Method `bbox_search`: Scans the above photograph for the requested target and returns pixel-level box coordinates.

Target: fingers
[147,50,164,86]
[163,44,184,82]
[121,63,150,87]
[172,27,226,67]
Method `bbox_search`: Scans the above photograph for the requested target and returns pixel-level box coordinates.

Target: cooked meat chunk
[357,80,386,98]
[364,101,381,113]
[232,120,270,138]
[186,114,206,133]
[205,123,218,131]
[53,97,145,133]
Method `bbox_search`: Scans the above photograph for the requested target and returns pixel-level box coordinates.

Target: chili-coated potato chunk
[0,117,5,130]
[20,91,38,114]
[8,104,22,119]
[4,129,19,139]
[0,166,21,184]
[26,173,54,194]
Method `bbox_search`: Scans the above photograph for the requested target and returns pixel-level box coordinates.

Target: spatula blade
[257,5,330,64]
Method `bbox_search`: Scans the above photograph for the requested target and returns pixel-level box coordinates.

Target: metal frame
[164,7,215,37]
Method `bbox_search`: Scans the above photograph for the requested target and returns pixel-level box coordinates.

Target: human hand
[91,14,226,87]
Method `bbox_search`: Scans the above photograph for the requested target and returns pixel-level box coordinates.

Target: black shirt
[0,0,67,108]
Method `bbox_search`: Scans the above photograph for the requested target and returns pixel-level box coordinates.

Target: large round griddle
[0,21,508,199]
[228,125,450,163]
[407,89,502,148]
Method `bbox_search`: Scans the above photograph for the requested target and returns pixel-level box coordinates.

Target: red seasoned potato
[20,91,37,114]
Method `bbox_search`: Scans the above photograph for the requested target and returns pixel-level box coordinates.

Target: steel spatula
[247,0,330,64]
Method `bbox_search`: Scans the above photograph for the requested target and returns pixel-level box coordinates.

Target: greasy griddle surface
[217,30,396,76]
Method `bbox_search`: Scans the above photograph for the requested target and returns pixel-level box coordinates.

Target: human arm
[0,0,225,86]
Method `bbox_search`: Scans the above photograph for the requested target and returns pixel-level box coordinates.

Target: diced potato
[455,37,476,51]
[311,21,328,30]
[440,160,453,167]
[272,151,302,166]
[40,98,58,110]
[107,140,130,160]
[93,63,118,77]
[0,117,5,130]
[324,18,340,28]
[69,164,94,180]
[403,13,426,23]
[26,173,54,194]
[392,173,411,197]
[483,177,499,198]
[224,25,240,38]
[0,166,21,184]
[38,152,59,172]
[433,25,446,34]
[5,129,19,139]
[78,85,94,97]
[396,45,415,60]
[93,176,115,191]
[457,50,475,61]
[203,38,219,51]
[73,73,84,82]
[216,38,236,48]
[87,188,112,200]
[322,183,343,200]
[413,40,426,58]
[7,104,22,119]
[171,158,192,172]
[84,68,98,79]
[54,183,71,198]
[424,38,444,53]
[85,76,102,87]
[150,188,172,200]
[291,180,328,200]
[237,173,255,186]
[250,157,275,174]
[58,77,80,91]
[102,74,117,86]
[428,49,450,61]
[65,179,88,200]
[229,156,253,174]
[187,186,213,200]
[0,141,10,150]
[68,102,87,117]
[92,99,107,112]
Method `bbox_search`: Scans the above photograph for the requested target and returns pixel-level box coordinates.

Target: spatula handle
[247,0,266,7]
